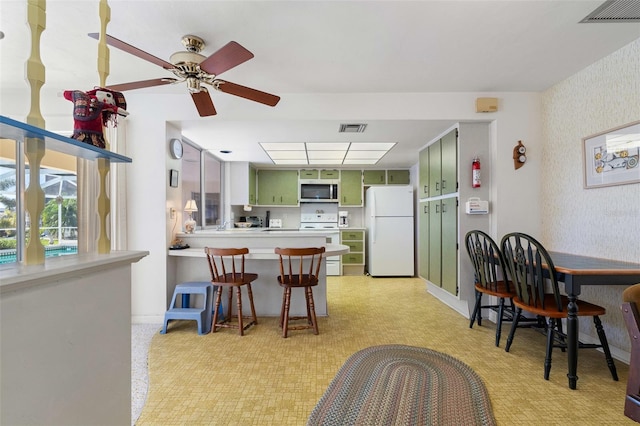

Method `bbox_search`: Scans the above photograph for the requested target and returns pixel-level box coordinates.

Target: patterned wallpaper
[541,37,640,354]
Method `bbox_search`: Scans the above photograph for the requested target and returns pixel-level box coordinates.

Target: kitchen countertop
[168,244,349,258]
[176,228,338,237]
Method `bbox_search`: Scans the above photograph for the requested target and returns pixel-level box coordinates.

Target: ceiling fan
[87,33,280,116]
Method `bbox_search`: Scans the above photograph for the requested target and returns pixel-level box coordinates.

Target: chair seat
[216,272,259,286]
[474,280,515,298]
[512,294,606,318]
[277,275,318,287]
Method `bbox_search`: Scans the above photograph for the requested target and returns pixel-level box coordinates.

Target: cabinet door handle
[436,204,440,213]
[435,182,439,191]
[442,180,446,189]
[424,205,428,214]
[442,203,447,213]
[423,185,428,195]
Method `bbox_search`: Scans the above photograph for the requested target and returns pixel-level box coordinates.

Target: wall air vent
[580,0,640,22]
[339,123,367,133]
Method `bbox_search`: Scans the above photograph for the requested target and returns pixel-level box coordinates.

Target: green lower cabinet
[426,197,458,295]
[428,200,442,287]
[341,230,365,268]
[418,201,429,280]
[440,197,458,295]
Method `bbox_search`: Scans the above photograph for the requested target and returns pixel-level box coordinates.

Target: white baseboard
[426,281,470,318]
[132,315,164,324]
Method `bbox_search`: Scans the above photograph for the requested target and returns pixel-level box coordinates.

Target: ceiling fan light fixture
[169,51,206,67]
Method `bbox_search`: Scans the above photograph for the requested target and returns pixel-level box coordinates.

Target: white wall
[541,37,640,352]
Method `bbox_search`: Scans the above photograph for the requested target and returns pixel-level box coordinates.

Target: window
[203,152,221,227]
[0,139,78,264]
[180,140,222,230]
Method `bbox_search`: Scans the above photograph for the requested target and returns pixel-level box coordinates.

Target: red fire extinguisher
[472,156,481,188]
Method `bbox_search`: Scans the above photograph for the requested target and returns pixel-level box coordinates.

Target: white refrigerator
[365,186,415,276]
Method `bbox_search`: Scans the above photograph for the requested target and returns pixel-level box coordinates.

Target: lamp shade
[184,200,198,212]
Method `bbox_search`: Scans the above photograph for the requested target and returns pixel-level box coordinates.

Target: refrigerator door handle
[370,192,376,243]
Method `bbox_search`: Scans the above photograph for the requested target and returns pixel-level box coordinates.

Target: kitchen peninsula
[168,229,349,316]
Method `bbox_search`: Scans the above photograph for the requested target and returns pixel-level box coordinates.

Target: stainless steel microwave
[300,181,339,202]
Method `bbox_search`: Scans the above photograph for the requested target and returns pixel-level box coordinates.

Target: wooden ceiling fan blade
[214,80,280,107]
[88,33,175,70]
[191,90,217,117]
[105,78,177,92]
[199,41,254,76]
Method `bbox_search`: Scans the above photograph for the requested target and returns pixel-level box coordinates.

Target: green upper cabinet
[428,139,442,197]
[339,170,363,206]
[419,147,429,198]
[257,169,299,205]
[300,169,319,179]
[387,170,410,185]
[440,129,457,195]
[428,129,458,197]
[320,169,340,179]
[363,170,386,185]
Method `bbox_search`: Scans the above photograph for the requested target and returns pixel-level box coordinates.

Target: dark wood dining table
[548,251,640,390]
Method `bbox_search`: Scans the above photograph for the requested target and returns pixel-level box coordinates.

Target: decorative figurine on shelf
[63,88,128,149]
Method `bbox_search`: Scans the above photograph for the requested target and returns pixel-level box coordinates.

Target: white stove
[300,212,338,230]
[299,212,340,275]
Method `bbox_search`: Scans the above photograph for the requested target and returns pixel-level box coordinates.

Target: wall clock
[170,138,183,159]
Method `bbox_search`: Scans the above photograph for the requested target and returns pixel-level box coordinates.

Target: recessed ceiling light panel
[259,141,395,165]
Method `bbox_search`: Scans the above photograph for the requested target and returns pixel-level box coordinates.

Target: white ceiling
[1,1,639,167]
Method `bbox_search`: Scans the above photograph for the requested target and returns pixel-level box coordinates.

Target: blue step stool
[161,282,213,335]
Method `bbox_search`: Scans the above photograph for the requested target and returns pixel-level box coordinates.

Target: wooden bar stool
[275,246,325,338]
[205,247,258,336]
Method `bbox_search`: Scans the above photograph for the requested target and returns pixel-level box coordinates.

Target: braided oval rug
[308,345,496,426]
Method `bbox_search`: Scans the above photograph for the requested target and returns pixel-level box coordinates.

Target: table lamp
[184,200,198,233]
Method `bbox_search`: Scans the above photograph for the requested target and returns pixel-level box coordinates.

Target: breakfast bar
[168,229,349,316]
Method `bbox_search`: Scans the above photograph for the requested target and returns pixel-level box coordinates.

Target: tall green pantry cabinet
[419,128,458,296]
[418,122,491,317]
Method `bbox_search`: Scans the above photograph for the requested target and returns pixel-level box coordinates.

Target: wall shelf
[0,115,132,163]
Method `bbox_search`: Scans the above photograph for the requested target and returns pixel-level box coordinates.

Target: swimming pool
[0,245,78,264]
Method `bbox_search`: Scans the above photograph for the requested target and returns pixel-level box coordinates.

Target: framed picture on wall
[583,120,640,189]
[169,169,179,188]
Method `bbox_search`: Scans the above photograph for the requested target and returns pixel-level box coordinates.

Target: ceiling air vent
[339,123,367,133]
[580,0,640,22]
